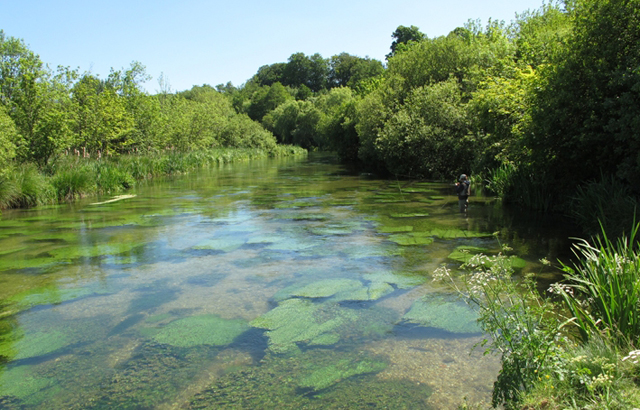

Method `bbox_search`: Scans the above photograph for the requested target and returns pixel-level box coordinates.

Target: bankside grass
[439,229,640,409]
[552,222,640,346]
[0,146,307,209]
[569,176,638,239]
[487,163,554,212]
[0,164,56,208]
[520,336,640,409]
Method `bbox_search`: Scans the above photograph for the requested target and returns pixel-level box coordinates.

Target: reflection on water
[0,153,578,409]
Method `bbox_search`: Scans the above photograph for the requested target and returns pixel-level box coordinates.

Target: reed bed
[0,146,306,210]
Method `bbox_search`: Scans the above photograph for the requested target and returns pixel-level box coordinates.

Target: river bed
[0,153,577,409]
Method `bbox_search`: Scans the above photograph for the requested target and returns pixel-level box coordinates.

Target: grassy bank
[0,146,307,210]
[438,229,640,409]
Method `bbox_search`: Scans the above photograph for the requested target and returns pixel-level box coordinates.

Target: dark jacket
[456,181,470,199]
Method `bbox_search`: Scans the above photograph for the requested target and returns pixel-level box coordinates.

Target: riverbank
[0,145,307,211]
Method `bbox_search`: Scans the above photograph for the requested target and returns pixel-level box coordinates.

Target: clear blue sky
[1,0,546,93]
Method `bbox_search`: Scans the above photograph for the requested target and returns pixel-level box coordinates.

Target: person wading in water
[455,174,470,213]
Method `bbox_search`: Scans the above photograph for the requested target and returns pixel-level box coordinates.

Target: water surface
[0,154,576,409]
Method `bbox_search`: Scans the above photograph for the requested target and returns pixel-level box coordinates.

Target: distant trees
[0,30,279,175]
[248,52,384,92]
[387,25,426,59]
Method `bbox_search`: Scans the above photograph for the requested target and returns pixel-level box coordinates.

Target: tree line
[225,0,638,233]
[1,0,639,231]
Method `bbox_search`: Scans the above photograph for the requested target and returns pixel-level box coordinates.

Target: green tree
[528,0,640,192]
[71,74,134,155]
[328,53,384,88]
[246,82,292,122]
[0,105,17,175]
[386,25,426,59]
[375,78,472,178]
[0,32,74,165]
[282,52,328,92]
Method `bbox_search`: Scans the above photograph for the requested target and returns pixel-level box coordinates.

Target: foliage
[433,240,566,407]
[520,337,640,409]
[375,78,472,179]
[527,0,640,198]
[387,25,426,59]
[486,162,554,212]
[0,105,17,176]
[0,163,55,208]
[551,222,640,346]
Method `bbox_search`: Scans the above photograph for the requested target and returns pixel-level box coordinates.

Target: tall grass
[486,162,554,212]
[0,146,307,210]
[569,175,638,239]
[0,164,55,208]
[552,222,640,346]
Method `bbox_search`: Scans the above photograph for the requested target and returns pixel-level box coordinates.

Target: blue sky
[2,0,547,93]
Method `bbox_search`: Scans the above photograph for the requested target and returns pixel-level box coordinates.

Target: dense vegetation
[3,0,638,232]
[2,1,640,407]
[223,0,638,235]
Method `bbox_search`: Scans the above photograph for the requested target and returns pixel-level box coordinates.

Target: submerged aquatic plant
[189,350,425,409]
[151,315,249,348]
[250,298,355,354]
[402,295,481,334]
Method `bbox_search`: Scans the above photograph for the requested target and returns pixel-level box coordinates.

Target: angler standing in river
[455,174,470,213]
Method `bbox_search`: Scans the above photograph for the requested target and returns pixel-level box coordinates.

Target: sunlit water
[0,153,577,409]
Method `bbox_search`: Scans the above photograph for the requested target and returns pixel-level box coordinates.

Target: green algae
[403,296,481,334]
[86,341,218,409]
[289,279,363,299]
[298,358,387,391]
[0,329,70,360]
[389,213,430,218]
[189,350,432,409]
[331,281,394,302]
[0,365,57,403]
[8,285,111,313]
[447,245,492,264]
[447,246,527,269]
[307,332,341,346]
[377,225,414,233]
[250,299,356,354]
[151,315,249,348]
[387,232,435,246]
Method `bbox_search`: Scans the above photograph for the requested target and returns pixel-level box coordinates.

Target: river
[0,153,578,409]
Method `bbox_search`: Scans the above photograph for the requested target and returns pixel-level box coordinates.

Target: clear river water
[0,153,578,409]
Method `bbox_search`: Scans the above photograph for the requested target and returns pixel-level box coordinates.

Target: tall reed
[0,146,307,209]
[569,175,637,239]
[552,222,640,346]
[487,163,554,212]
